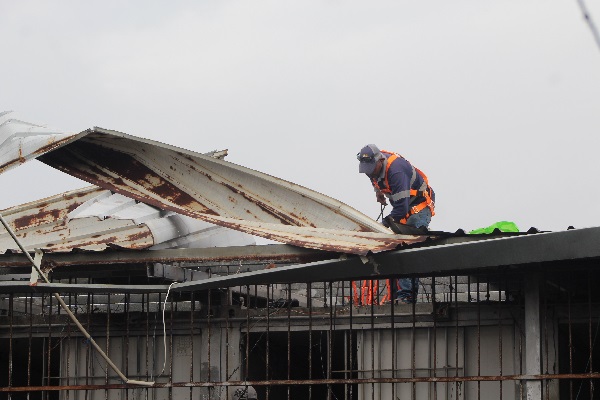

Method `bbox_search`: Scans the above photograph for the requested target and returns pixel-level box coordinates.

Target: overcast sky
[2,1,600,234]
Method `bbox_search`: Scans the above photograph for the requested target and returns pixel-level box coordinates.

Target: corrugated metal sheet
[0,113,429,254]
[0,187,255,253]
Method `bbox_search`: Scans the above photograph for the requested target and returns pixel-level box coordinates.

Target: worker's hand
[381,217,391,228]
[376,192,387,205]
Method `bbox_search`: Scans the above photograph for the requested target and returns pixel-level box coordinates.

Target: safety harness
[371,150,435,224]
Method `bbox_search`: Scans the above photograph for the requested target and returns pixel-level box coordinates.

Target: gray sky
[2,1,600,233]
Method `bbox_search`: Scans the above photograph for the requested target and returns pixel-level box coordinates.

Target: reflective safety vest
[371,150,435,224]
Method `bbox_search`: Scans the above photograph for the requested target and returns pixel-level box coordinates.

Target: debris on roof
[0,186,255,253]
[468,221,520,234]
[0,112,430,254]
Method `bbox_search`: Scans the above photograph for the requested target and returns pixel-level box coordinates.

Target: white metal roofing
[0,111,83,174]
[0,112,428,254]
[0,187,255,253]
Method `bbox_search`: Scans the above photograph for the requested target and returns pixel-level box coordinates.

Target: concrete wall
[59,327,241,400]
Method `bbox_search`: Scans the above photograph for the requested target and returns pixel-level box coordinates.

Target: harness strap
[400,187,435,224]
[371,153,398,195]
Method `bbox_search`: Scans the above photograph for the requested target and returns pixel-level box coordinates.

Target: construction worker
[357,144,435,303]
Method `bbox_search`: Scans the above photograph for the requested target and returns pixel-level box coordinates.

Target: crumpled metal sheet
[0,186,256,253]
[0,113,429,254]
[0,111,83,174]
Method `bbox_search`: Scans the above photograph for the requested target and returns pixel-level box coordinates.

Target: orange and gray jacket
[370,150,435,224]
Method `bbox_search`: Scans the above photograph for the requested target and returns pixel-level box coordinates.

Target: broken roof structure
[0,187,256,253]
[3,112,600,399]
[0,111,428,254]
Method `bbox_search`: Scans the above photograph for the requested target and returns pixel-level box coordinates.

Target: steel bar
[4,372,600,392]
[28,294,33,389]
[0,282,170,294]
[189,291,194,396]
[453,275,459,400]
[169,295,174,400]
[543,269,550,400]
[287,283,291,400]
[588,270,594,399]
[308,282,313,400]
[0,243,337,268]
[477,274,481,400]
[8,293,13,389]
[498,275,503,399]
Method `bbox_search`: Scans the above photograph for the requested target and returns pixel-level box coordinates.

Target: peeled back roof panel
[0,113,429,254]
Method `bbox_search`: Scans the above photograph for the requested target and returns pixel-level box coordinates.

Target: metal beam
[0,244,337,268]
[0,233,523,269]
[172,227,600,291]
[0,281,170,294]
[524,272,542,399]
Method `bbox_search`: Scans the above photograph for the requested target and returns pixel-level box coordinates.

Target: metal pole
[0,213,154,387]
[524,272,542,399]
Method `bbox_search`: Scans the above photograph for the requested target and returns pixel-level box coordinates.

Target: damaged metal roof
[0,186,256,253]
[0,111,84,174]
[0,112,430,254]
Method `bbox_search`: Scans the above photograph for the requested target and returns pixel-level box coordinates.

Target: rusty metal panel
[0,187,255,253]
[0,186,117,252]
[0,187,154,252]
[0,185,104,232]
[0,114,427,254]
[0,187,153,252]
[35,128,425,254]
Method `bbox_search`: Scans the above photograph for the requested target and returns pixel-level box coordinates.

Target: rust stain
[40,227,154,253]
[0,158,24,174]
[125,229,155,243]
[29,250,337,268]
[220,182,304,226]
[195,169,214,181]
[0,134,75,173]
[195,215,424,255]
[31,134,77,157]
[39,141,219,217]
[12,208,63,230]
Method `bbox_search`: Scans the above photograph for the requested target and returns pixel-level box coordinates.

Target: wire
[157,282,176,379]
[376,204,386,222]
[577,0,600,52]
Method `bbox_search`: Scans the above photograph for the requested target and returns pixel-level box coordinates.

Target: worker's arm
[375,190,387,205]
[369,179,387,205]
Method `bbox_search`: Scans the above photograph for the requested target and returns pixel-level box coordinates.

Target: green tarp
[469,221,519,234]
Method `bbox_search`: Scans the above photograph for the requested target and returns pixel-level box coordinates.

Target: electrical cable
[157,281,176,379]
[376,204,386,222]
[577,0,600,52]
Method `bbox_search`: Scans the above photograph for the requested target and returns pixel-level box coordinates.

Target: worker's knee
[405,208,431,229]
